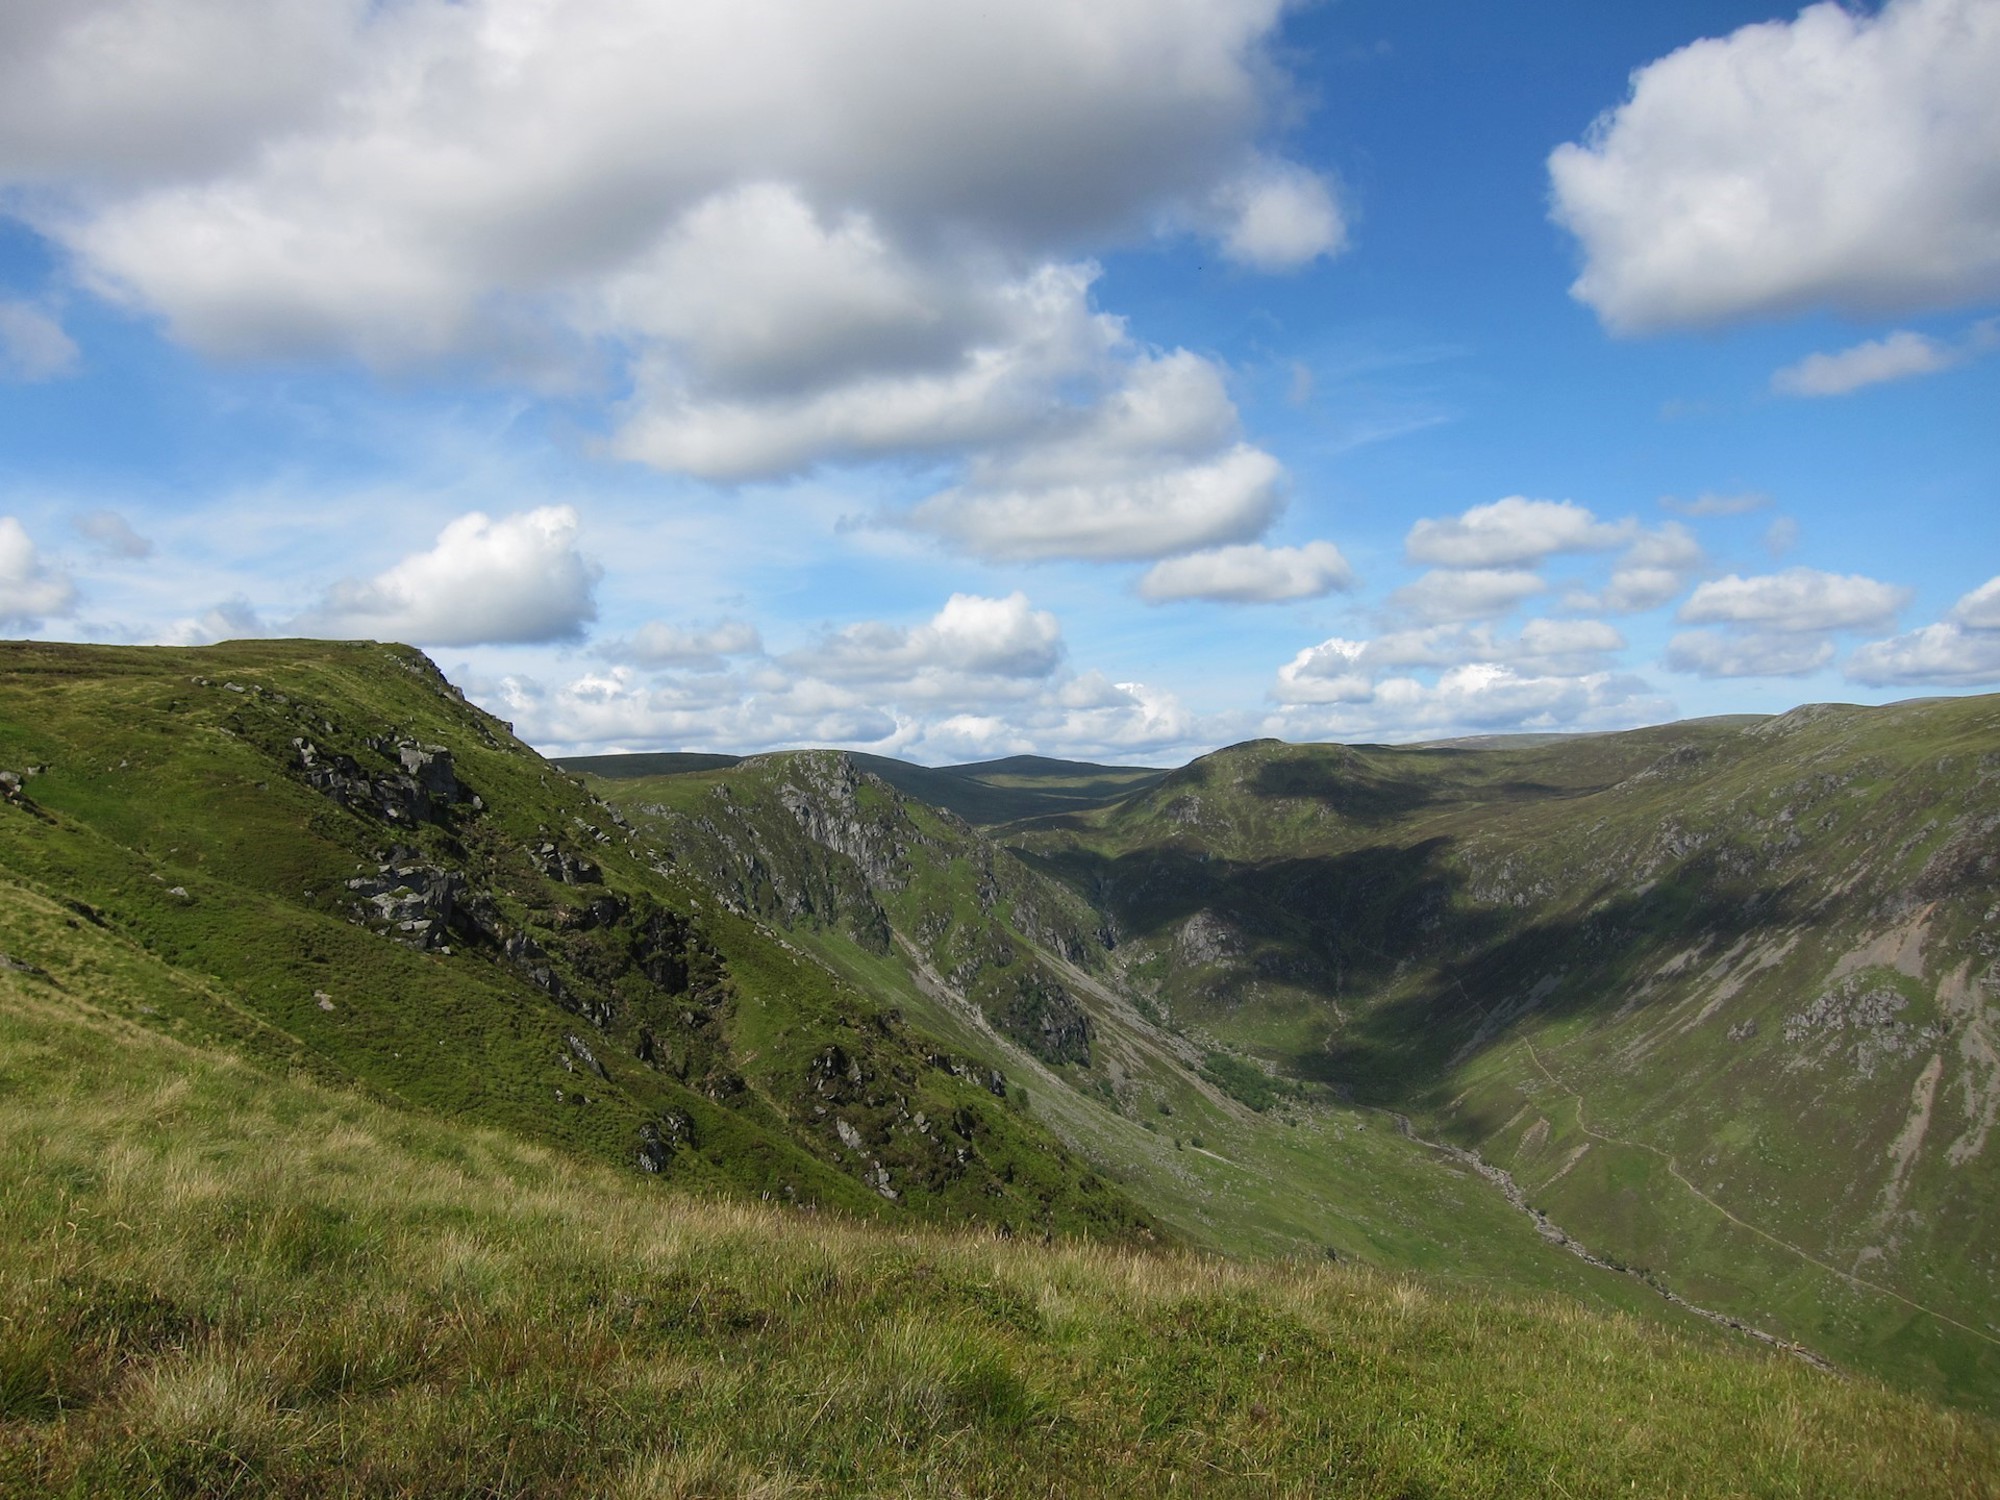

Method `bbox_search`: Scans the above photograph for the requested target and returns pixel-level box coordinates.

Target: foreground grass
[3,979,1997,1497]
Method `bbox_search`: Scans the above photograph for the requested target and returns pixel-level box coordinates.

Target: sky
[0,0,1996,766]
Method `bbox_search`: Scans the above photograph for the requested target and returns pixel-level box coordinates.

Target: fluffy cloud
[0,300,78,381]
[295,505,600,647]
[70,508,152,558]
[473,595,1194,763]
[481,667,901,756]
[4,0,1330,518]
[905,349,1285,561]
[1405,497,1630,569]
[793,592,1063,685]
[1389,568,1546,624]
[599,618,761,670]
[1951,575,2000,630]
[0,516,76,625]
[608,251,1122,481]
[1846,624,2000,687]
[1275,619,1628,706]
[1677,568,1910,633]
[1137,540,1353,604]
[1212,158,1347,271]
[1551,0,2000,331]
[1567,522,1704,614]
[1845,573,2000,686]
[1269,659,1663,742]
[1666,630,1835,679]
[1771,319,1998,397]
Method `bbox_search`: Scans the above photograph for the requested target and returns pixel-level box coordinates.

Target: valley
[579,694,2000,1409]
[2,639,1997,1493]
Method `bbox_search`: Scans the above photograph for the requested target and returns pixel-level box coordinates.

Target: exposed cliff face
[614,751,1110,1066]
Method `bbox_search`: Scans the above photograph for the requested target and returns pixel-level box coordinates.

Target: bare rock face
[1176,910,1242,966]
[344,859,466,949]
[295,736,480,828]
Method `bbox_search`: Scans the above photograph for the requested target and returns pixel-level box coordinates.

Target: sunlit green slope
[0,640,1148,1241]
[5,925,1994,1497]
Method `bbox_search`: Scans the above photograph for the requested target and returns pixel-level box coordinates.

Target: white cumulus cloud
[1846,624,2000,687]
[1666,630,1835,679]
[909,442,1284,563]
[0,516,77,625]
[1845,573,2000,686]
[600,618,762,670]
[794,592,1064,685]
[1269,658,1663,742]
[1551,0,2000,331]
[1275,619,1628,706]
[1567,522,1705,614]
[296,505,600,647]
[1212,158,1347,271]
[1951,575,2000,630]
[472,594,1196,764]
[1,0,1334,518]
[1389,568,1547,624]
[1137,540,1353,604]
[1405,496,1631,569]
[1678,567,1910,633]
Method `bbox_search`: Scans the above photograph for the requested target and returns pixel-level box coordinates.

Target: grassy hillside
[589,752,1771,1331]
[1011,701,2000,1408]
[0,640,1149,1242]
[5,947,1995,1497]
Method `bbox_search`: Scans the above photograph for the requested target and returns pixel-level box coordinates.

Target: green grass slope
[1011,699,2000,1408]
[5,948,1995,1497]
[0,640,1149,1243]
[590,752,1752,1333]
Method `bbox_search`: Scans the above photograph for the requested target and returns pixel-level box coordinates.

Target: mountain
[583,746,1678,1301]
[5,641,1999,1489]
[1005,700,2000,1408]
[0,639,1151,1241]
[577,699,2000,1412]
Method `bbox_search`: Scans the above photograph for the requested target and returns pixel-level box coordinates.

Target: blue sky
[1,0,1995,763]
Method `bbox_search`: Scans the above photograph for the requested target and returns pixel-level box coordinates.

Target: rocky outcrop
[989,969,1093,1067]
[528,839,602,885]
[343,858,468,950]
[636,1110,694,1172]
[295,736,480,828]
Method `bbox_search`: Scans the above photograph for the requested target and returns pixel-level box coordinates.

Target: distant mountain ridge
[560,748,1169,828]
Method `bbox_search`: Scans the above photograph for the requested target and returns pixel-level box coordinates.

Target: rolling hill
[5,640,2000,1493]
